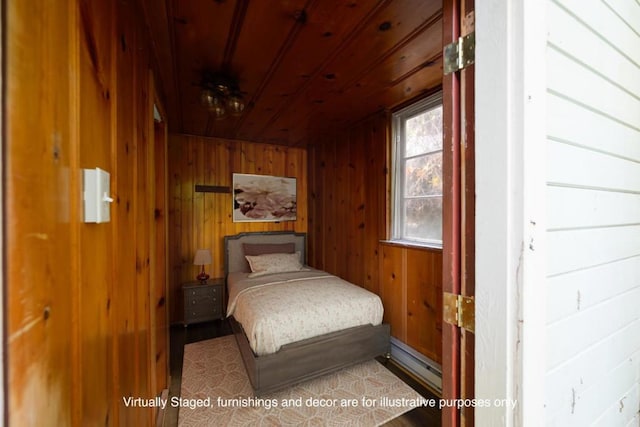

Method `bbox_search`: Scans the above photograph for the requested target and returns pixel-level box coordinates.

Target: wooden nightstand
[182,278,224,326]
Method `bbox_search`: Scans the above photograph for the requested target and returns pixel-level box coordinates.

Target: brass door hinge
[443,32,475,75]
[443,292,475,333]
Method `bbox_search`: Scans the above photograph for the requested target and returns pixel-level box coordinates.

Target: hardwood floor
[163,320,441,426]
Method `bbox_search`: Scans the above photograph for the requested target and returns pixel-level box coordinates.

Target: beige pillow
[245,252,305,277]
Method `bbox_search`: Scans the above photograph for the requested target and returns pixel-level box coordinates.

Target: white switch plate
[83,168,113,223]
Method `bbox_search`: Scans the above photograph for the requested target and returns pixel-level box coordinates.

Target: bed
[224,231,391,396]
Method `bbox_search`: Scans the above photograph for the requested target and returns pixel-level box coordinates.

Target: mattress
[226,269,384,356]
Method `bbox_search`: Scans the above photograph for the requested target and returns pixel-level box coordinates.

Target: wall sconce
[200,70,245,120]
[193,249,212,283]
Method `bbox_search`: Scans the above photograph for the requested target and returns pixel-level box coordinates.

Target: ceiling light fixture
[199,70,245,120]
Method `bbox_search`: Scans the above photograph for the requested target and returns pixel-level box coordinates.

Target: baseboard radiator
[389,337,442,393]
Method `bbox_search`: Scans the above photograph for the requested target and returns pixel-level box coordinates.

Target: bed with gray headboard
[224,231,390,396]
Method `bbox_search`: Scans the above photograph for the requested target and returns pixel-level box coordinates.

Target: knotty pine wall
[167,134,308,323]
[308,112,443,364]
[6,1,168,426]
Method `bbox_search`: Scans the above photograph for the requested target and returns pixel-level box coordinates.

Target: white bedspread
[226,270,384,356]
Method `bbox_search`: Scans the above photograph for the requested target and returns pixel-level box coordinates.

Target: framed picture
[232,173,297,222]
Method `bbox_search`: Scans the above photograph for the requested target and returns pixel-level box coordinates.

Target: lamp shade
[193,249,212,266]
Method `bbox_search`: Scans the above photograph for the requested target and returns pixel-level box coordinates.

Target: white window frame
[391,91,443,248]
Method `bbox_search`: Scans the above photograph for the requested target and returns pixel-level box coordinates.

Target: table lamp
[193,249,212,283]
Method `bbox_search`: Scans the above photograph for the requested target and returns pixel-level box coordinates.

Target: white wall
[544,0,640,425]
[477,0,640,425]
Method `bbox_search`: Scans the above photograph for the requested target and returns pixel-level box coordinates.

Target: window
[391,92,443,247]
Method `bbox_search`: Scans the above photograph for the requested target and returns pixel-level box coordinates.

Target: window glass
[404,152,443,197]
[405,107,443,157]
[403,197,442,242]
[392,92,443,247]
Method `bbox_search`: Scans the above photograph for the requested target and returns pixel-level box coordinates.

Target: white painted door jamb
[475,1,547,425]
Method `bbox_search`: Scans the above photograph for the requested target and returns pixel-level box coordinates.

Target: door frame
[442,0,475,425]
[0,2,5,421]
[474,0,548,425]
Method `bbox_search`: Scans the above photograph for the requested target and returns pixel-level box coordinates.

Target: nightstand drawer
[186,295,220,310]
[182,279,224,325]
[187,305,222,320]
[186,285,220,298]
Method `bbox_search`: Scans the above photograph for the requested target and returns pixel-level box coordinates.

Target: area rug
[178,335,425,426]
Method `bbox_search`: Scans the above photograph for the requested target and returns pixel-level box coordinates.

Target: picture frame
[232,173,297,222]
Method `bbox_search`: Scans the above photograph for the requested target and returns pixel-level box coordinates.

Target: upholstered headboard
[224,231,307,275]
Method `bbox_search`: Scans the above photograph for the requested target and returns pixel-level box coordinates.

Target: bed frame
[224,231,391,396]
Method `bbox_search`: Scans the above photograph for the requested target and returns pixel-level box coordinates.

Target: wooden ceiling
[140,0,443,146]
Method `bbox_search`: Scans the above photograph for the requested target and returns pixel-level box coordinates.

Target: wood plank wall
[6,1,168,425]
[167,134,308,323]
[308,112,443,364]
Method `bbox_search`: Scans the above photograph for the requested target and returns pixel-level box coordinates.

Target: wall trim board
[194,184,230,193]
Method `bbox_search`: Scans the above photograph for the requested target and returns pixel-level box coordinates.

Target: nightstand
[182,278,224,326]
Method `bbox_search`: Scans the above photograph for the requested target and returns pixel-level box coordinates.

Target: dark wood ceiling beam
[230,0,320,134]
[173,0,237,136]
[203,0,311,139]
[221,0,249,71]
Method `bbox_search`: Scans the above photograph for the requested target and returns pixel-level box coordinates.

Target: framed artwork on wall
[232,173,297,222]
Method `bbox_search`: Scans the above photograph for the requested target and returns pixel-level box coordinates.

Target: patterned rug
[178,335,424,426]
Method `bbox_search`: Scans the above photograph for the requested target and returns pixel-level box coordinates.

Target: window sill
[379,239,443,252]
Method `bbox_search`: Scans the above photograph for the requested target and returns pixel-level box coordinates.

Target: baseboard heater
[389,337,442,393]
